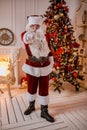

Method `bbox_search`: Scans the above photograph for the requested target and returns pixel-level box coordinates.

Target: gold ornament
[52,68,56,72]
[73,52,77,56]
[22,81,28,88]
[56,66,59,70]
[59,13,64,17]
[65,26,67,29]
[54,14,59,20]
[69,58,73,62]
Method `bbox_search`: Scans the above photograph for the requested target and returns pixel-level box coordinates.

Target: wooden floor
[0,82,87,130]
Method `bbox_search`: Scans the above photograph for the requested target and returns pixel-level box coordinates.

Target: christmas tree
[44,0,84,92]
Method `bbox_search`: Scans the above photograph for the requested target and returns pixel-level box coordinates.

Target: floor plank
[1,98,9,125]
[0,82,87,130]
[16,95,31,121]
[63,111,87,130]
[6,98,16,124]
[12,98,24,122]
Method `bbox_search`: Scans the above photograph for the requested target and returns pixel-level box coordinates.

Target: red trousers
[26,74,49,96]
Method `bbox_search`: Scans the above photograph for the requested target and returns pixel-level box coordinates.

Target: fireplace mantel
[0,46,19,87]
[0,46,19,57]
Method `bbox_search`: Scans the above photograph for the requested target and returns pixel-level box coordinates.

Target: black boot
[24,100,35,115]
[41,105,55,122]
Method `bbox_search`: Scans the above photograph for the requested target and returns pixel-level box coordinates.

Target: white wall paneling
[0,0,83,84]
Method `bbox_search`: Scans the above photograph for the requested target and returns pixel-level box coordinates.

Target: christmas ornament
[59,13,64,17]
[20,77,28,89]
[54,14,60,20]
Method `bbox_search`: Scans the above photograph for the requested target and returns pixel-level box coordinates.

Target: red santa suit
[21,16,54,106]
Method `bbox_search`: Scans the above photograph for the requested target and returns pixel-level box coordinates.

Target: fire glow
[0,57,9,76]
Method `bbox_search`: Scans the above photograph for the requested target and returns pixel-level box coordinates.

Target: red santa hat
[26,15,43,31]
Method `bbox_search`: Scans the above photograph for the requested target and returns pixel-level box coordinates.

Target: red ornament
[21,77,28,83]
[52,77,56,81]
[70,42,80,48]
[73,72,78,78]
[58,3,63,8]
[54,62,60,67]
[66,49,71,54]
[56,47,64,55]
[65,6,69,12]
[67,66,73,71]
[44,19,51,25]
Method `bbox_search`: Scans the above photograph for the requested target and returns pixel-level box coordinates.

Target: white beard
[29,40,50,58]
[24,27,50,58]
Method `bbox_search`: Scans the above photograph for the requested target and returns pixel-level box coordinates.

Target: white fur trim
[22,63,53,77]
[23,32,34,44]
[26,92,37,101]
[28,16,42,26]
[23,32,28,44]
[38,95,49,105]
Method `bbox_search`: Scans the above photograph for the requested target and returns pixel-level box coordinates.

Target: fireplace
[0,47,19,87]
[0,56,9,76]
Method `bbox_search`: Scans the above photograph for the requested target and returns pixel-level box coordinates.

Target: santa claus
[21,15,54,122]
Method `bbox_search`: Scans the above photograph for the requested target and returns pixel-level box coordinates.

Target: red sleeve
[21,31,26,44]
[21,31,32,56]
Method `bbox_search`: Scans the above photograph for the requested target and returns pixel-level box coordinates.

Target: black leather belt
[29,56,48,63]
